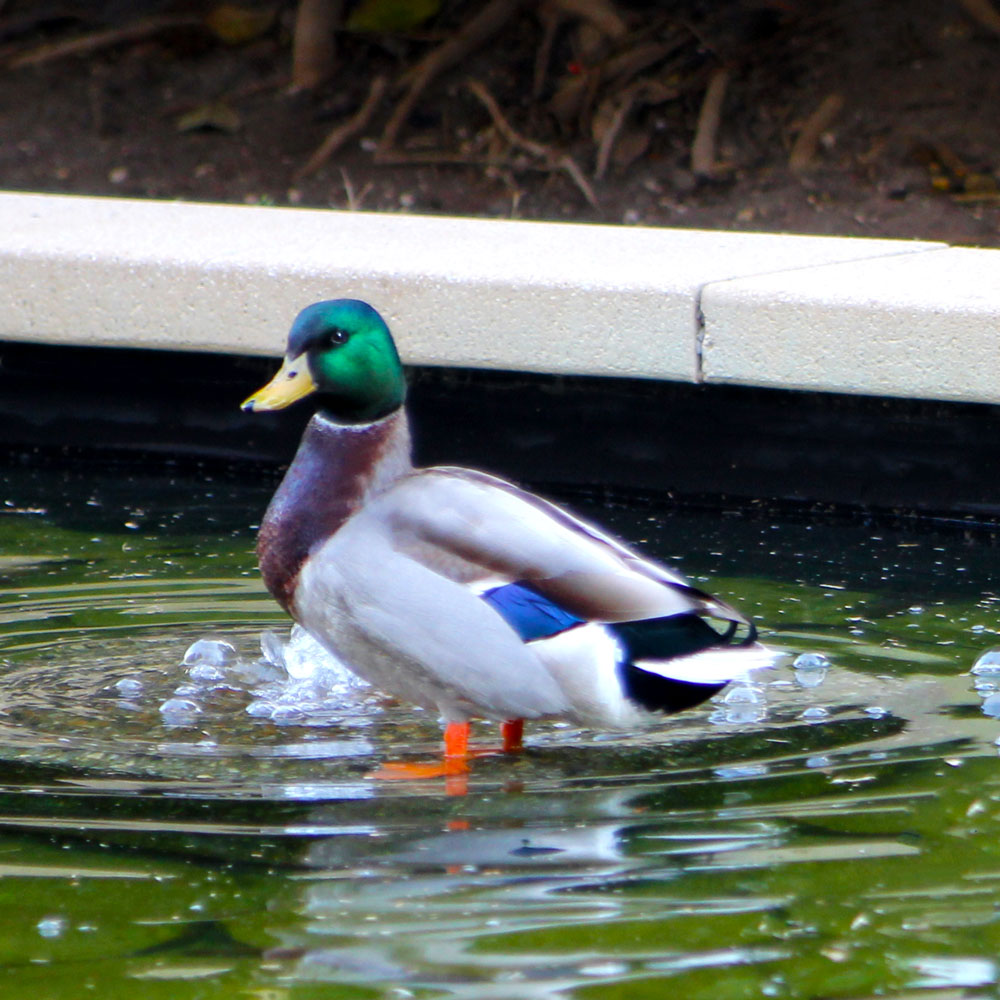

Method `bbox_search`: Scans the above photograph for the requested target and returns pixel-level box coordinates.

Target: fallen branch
[789,92,844,172]
[467,79,598,208]
[296,75,388,179]
[690,66,730,177]
[378,0,524,155]
[9,14,200,68]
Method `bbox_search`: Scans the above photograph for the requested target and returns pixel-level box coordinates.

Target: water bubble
[182,639,236,667]
[800,706,829,722]
[246,700,275,718]
[793,654,830,670]
[864,706,888,718]
[159,697,203,723]
[234,659,283,685]
[188,663,226,684]
[37,916,67,939]
[981,694,1000,719]
[972,648,1000,676]
[114,677,144,697]
[283,625,341,680]
[271,705,307,724]
[723,684,764,704]
[260,630,286,669]
[792,652,830,688]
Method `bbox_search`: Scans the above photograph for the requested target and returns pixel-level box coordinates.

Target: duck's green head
[242,299,406,422]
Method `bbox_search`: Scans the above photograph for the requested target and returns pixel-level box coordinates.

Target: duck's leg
[369,720,471,784]
[444,720,471,760]
[501,718,524,753]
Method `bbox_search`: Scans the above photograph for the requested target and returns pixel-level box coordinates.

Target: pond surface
[1,461,999,999]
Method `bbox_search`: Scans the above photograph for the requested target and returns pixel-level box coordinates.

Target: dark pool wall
[2,340,1000,521]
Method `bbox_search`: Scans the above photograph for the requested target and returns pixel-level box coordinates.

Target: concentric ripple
[1,466,999,999]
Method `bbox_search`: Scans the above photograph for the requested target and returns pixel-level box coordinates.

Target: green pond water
[1,461,999,999]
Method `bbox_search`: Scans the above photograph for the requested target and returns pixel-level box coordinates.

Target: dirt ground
[3,0,1000,247]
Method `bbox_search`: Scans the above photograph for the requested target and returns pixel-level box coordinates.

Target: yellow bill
[241,356,317,412]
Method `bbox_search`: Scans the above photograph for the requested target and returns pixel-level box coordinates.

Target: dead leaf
[611,126,649,170]
[347,0,441,33]
[176,101,242,133]
[205,4,276,45]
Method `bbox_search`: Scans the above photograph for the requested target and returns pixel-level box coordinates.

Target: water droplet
[579,960,629,977]
[37,916,67,939]
[715,763,768,779]
[114,677,143,697]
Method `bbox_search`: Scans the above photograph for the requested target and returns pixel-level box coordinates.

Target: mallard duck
[243,299,770,769]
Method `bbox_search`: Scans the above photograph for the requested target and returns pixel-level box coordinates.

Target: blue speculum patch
[481,581,584,641]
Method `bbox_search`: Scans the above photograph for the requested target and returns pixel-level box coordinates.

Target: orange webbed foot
[368,720,524,794]
[369,721,471,785]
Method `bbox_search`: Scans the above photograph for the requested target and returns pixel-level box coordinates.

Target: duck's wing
[374,468,748,628]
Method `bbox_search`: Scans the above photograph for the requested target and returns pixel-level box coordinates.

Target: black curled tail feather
[615,612,754,714]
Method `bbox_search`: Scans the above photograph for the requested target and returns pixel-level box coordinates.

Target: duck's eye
[325,327,349,347]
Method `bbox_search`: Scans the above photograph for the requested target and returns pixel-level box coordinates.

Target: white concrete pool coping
[1,190,997,405]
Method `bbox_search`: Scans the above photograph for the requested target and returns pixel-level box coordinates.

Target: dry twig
[467,79,598,208]
[690,66,730,177]
[297,75,388,179]
[534,2,565,98]
[8,14,200,68]
[378,0,525,155]
[291,0,344,91]
[956,0,1000,36]
[549,0,628,40]
[789,92,844,172]
[339,168,374,211]
[593,89,637,179]
[549,39,673,123]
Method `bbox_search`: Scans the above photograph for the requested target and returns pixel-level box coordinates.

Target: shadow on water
[1,462,1000,998]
